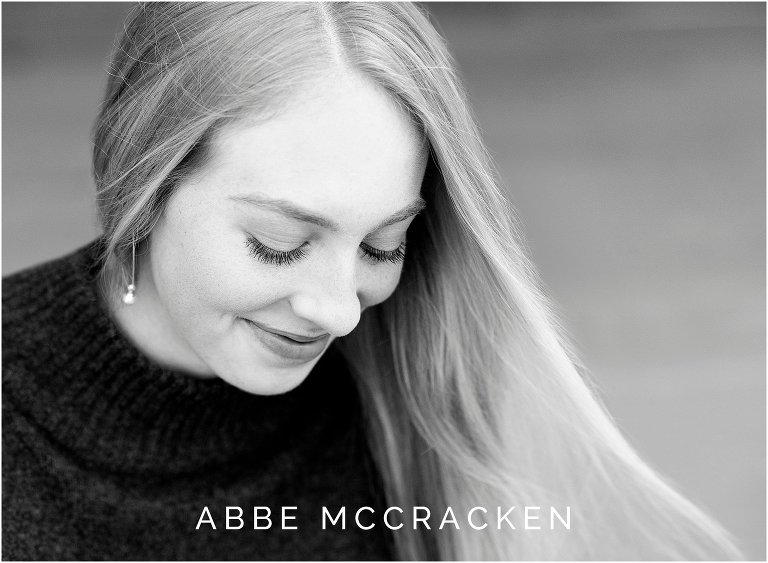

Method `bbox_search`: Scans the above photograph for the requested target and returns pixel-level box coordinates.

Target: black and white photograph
[2,2,764,560]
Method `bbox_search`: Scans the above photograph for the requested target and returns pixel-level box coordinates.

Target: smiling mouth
[241,318,330,363]
[243,319,328,343]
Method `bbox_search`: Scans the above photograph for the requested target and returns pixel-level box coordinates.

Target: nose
[288,259,362,338]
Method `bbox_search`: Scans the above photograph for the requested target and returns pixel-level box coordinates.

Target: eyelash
[245,236,406,267]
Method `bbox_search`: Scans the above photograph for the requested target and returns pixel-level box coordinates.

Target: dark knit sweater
[2,240,394,560]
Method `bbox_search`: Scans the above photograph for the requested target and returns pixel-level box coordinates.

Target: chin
[219,364,312,396]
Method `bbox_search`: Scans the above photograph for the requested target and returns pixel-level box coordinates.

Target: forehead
[197,72,428,224]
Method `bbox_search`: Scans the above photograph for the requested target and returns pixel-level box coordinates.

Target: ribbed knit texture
[2,240,394,560]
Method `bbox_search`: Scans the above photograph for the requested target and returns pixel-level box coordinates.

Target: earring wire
[122,233,136,305]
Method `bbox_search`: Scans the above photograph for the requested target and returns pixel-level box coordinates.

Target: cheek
[150,223,285,318]
[357,265,404,308]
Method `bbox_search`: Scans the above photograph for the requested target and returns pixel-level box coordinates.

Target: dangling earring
[122,233,136,305]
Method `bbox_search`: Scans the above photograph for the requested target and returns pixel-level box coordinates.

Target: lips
[241,318,329,363]
[250,323,327,343]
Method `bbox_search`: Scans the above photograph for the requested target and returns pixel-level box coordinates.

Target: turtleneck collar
[3,239,360,476]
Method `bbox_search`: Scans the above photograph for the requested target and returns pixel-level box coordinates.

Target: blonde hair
[93,3,743,559]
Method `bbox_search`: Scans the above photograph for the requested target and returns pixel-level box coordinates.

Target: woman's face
[125,72,428,395]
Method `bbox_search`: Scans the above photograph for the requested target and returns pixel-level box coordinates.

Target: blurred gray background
[2,3,764,559]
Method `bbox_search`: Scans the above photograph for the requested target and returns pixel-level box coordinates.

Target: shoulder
[3,250,77,320]
[2,241,103,370]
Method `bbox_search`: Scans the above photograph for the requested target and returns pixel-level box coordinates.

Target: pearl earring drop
[122,284,136,305]
[123,234,137,305]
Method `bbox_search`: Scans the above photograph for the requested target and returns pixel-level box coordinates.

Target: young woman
[2,3,744,560]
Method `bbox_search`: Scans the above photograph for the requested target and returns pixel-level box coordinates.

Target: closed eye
[359,241,406,265]
[245,236,307,266]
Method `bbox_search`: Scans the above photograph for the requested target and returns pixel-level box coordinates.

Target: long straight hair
[93,3,743,559]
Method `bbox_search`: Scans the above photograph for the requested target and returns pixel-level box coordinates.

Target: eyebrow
[229,193,427,232]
